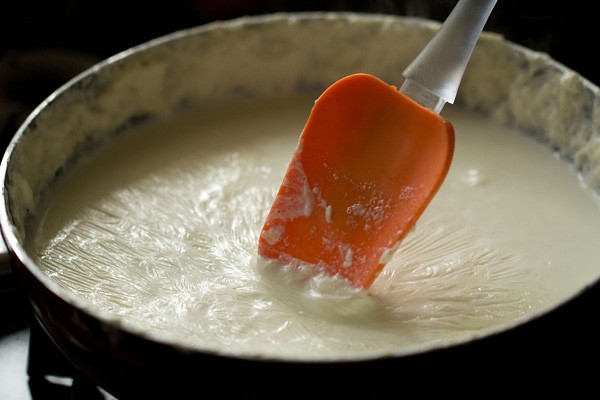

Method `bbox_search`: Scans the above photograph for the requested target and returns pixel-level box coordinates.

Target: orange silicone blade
[258,73,454,288]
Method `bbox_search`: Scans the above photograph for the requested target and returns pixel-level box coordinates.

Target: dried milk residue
[276,157,314,220]
[259,154,314,246]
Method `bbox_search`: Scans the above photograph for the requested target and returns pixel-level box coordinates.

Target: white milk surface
[30,94,600,360]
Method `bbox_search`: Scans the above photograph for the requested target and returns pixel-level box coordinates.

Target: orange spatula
[258,0,497,289]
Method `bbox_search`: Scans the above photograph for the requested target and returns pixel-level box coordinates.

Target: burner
[0,288,117,400]
[0,285,30,400]
[27,319,112,400]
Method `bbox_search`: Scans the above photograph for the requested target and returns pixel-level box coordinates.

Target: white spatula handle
[400,0,497,113]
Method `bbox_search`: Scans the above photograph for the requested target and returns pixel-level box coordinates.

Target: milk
[29,94,600,360]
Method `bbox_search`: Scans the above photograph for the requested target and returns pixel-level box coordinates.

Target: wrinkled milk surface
[30,95,600,360]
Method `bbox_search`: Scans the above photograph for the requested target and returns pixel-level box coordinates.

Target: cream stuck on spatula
[258,0,497,288]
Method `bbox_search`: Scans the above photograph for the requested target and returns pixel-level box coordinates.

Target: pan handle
[0,238,16,292]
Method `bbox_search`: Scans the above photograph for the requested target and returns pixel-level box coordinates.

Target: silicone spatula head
[259,74,454,288]
[258,0,497,289]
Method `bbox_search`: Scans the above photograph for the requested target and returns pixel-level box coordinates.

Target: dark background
[1,0,598,140]
[0,0,598,395]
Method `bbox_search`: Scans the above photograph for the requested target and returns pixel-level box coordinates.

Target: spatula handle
[400,0,497,113]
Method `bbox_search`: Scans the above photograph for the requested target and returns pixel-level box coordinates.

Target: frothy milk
[29,94,600,360]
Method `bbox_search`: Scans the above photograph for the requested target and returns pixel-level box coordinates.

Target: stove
[0,289,117,400]
[0,289,29,400]
[1,1,599,399]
